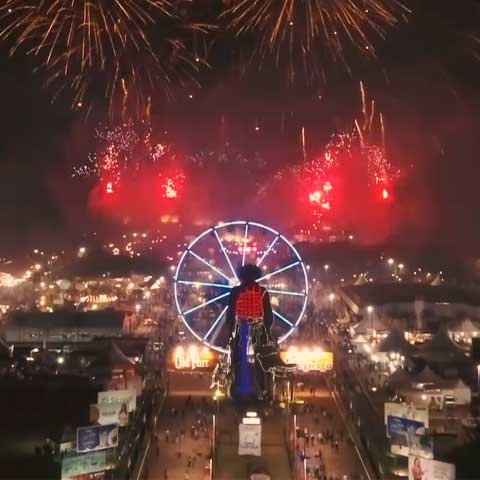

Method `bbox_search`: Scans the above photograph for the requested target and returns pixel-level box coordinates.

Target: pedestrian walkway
[146,397,212,480]
[294,385,365,480]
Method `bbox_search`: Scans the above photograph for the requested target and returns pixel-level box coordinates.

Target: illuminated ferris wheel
[174,221,308,353]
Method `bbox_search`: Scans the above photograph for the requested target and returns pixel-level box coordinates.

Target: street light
[387,258,394,266]
[329,293,335,308]
[477,365,480,396]
[367,305,374,333]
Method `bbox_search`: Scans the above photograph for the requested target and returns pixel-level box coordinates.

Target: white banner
[408,456,455,480]
[98,389,136,413]
[90,402,129,426]
[238,424,262,456]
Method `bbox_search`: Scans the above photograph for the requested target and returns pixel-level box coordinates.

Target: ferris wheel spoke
[256,260,300,283]
[213,229,237,280]
[204,305,228,340]
[210,314,228,345]
[273,310,294,328]
[182,291,230,316]
[177,280,232,289]
[256,235,279,267]
[188,250,231,282]
[268,289,305,297]
[241,222,249,267]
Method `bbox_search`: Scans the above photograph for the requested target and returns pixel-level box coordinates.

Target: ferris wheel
[174,221,309,353]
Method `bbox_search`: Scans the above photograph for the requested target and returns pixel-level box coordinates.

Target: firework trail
[0,1,209,114]
[222,0,411,82]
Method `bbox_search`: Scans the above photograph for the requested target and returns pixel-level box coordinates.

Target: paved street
[294,383,367,480]
[145,372,213,480]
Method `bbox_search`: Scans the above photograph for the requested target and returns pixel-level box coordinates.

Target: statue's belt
[235,316,263,325]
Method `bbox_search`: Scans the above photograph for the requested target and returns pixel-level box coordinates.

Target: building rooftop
[341,283,480,308]
[8,309,125,330]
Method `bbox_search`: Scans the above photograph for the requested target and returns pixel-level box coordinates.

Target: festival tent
[448,317,480,336]
[87,340,135,372]
[351,313,390,335]
[410,366,446,387]
[416,329,470,364]
[351,334,368,345]
[447,379,471,404]
[354,274,368,286]
[386,368,413,388]
[388,366,472,406]
[430,274,442,286]
[376,328,414,356]
[87,340,142,393]
[388,366,445,388]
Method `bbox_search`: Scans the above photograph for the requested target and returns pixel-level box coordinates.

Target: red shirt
[235,284,264,320]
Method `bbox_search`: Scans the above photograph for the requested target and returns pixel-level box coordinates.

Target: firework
[73,119,174,185]
[0,1,209,114]
[222,0,411,82]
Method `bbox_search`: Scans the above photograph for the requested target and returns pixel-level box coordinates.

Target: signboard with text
[97,389,136,413]
[170,344,218,371]
[61,451,107,479]
[89,402,129,427]
[238,423,262,456]
[280,348,333,372]
[77,424,118,453]
[408,456,455,480]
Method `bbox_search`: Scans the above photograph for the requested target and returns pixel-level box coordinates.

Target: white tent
[351,333,368,345]
[430,274,442,286]
[376,328,414,355]
[354,274,368,286]
[416,328,469,363]
[449,379,471,404]
[448,317,480,335]
[352,313,389,335]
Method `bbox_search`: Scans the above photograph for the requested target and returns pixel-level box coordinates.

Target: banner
[77,424,118,453]
[280,348,333,372]
[170,344,218,371]
[89,402,129,427]
[387,416,433,458]
[98,389,136,412]
[238,423,262,456]
[408,456,455,480]
[61,451,107,479]
[384,402,429,430]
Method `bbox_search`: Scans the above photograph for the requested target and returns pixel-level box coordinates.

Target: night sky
[1,0,480,254]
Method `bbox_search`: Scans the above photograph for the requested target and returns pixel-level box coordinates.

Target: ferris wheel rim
[174,221,308,353]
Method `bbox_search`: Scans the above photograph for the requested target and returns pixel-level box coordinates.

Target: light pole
[477,365,480,397]
[367,305,374,334]
[329,293,335,309]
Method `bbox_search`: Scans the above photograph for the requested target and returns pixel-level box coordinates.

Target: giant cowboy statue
[225,264,296,403]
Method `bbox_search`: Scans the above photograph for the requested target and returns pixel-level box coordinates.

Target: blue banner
[76,423,118,453]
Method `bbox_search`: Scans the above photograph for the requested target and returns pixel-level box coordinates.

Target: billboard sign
[238,423,262,456]
[61,451,107,479]
[170,344,218,371]
[89,402,129,427]
[384,402,429,430]
[280,347,333,372]
[387,416,433,458]
[77,424,118,453]
[97,389,136,412]
[408,456,455,480]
